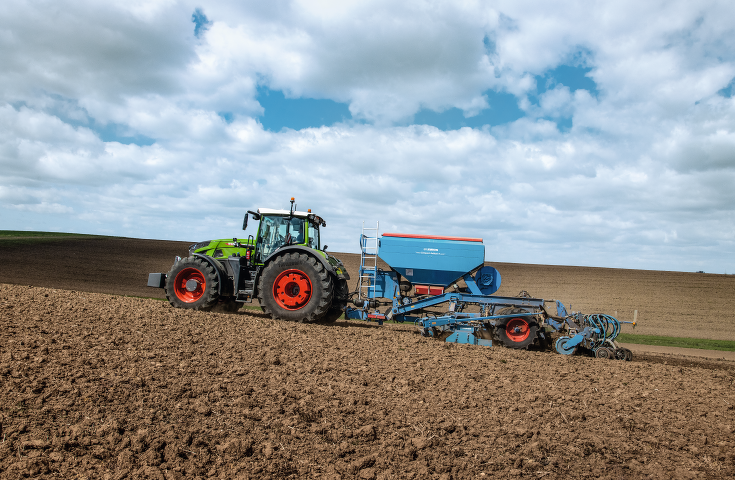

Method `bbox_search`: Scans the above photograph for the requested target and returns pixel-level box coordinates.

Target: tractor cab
[244,199,327,264]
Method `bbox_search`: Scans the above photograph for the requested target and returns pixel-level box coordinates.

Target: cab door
[254,215,288,263]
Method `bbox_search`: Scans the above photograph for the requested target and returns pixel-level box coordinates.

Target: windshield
[256,215,308,262]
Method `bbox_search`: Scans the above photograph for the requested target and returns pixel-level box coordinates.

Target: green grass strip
[617,333,735,352]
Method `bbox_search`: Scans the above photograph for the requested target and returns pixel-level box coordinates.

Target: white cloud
[0,0,734,273]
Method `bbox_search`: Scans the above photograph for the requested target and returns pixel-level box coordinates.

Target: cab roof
[256,208,326,227]
[257,208,310,217]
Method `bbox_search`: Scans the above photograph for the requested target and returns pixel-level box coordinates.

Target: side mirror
[243,210,260,230]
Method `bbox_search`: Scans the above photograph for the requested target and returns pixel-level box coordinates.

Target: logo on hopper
[418,247,443,256]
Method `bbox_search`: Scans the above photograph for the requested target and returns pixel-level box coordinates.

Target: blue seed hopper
[378,234,485,287]
[345,227,635,360]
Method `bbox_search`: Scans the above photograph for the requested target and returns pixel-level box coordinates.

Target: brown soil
[1,236,735,478]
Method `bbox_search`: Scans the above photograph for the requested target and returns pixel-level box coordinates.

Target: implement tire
[259,252,334,322]
[496,307,538,349]
[165,256,220,311]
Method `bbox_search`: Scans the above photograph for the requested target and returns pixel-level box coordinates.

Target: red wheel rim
[174,267,206,303]
[505,317,530,342]
[273,269,312,310]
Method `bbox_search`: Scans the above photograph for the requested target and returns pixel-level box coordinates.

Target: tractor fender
[252,246,348,300]
[192,254,232,297]
[262,246,345,278]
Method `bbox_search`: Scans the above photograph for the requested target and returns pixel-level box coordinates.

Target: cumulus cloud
[1,0,734,273]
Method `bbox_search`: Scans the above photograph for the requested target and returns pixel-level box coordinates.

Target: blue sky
[255,63,595,131]
[1,0,734,273]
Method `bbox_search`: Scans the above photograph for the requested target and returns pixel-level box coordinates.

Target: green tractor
[148,198,350,323]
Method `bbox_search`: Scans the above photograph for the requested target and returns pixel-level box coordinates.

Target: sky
[1,0,734,273]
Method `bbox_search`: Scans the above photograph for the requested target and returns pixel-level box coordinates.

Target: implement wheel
[595,347,614,359]
[555,336,577,355]
[259,252,334,322]
[497,308,538,349]
[165,256,220,311]
[618,347,633,361]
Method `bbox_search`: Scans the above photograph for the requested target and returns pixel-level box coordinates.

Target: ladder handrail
[357,221,379,301]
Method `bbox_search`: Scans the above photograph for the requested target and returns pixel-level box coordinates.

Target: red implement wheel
[497,308,539,349]
[259,252,334,322]
[165,257,220,311]
[273,269,313,310]
[505,318,531,343]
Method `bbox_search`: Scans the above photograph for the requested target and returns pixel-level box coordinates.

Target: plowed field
[1,236,734,479]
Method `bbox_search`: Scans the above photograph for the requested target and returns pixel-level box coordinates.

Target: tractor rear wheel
[258,252,334,322]
[318,278,349,323]
[165,256,220,311]
[320,306,344,323]
[216,299,242,313]
[496,308,538,349]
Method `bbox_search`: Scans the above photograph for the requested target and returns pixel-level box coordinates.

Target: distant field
[0,230,106,246]
[0,230,98,237]
[1,230,734,344]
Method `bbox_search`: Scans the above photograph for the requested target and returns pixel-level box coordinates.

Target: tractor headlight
[189,241,211,255]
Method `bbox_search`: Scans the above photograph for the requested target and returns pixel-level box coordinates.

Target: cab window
[256,216,288,261]
[308,221,320,249]
[256,216,309,262]
[290,217,306,245]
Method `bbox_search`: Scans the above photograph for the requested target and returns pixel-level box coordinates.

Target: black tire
[217,299,242,313]
[319,278,348,323]
[319,306,344,323]
[165,256,219,311]
[258,252,334,322]
[496,307,538,349]
[538,332,554,351]
[595,347,614,359]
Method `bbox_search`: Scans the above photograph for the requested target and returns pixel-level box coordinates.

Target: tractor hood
[189,238,255,259]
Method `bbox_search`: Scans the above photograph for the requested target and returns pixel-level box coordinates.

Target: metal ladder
[357,221,379,301]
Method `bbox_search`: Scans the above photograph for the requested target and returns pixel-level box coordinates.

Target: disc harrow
[553,313,634,360]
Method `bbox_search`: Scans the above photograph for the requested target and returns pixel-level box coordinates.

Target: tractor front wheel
[258,252,334,322]
[165,256,220,311]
